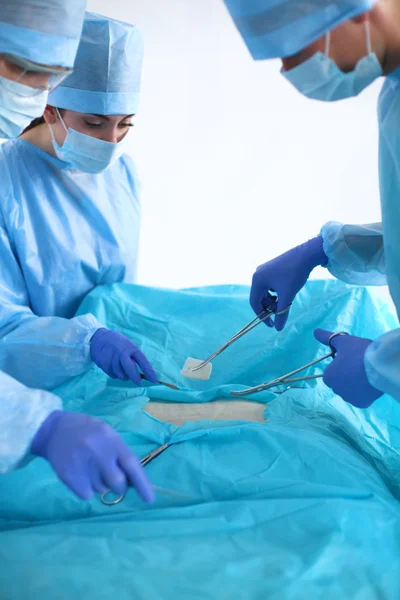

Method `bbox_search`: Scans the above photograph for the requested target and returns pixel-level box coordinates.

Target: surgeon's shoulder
[0,139,18,201]
[119,153,141,199]
[119,152,139,179]
[378,69,400,117]
[0,138,31,176]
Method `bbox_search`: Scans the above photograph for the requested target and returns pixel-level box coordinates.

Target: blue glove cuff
[31,410,64,458]
[308,236,329,268]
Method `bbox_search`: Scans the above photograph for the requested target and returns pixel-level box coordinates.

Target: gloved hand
[250,236,328,330]
[90,328,157,385]
[31,410,155,502]
[314,329,383,408]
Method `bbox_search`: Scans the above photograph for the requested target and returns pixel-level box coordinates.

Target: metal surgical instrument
[230,331,348,397]
[140,374,180,391]
[190,300,291,373]
[101,443,170,506]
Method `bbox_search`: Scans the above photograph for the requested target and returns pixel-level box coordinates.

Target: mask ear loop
[324,31,331,57]
[55,107,68,133]
[48,107,68,148]
[364,20,372,55]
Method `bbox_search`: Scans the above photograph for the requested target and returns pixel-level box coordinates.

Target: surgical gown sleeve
[321,221,400,401]
[320,221,386,285]
[0,369,62,473]
[364,330,400,402]
[0,209,103,390]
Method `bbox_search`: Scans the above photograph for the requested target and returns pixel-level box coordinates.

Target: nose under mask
[281,21,383,102]
[49,108,129,174]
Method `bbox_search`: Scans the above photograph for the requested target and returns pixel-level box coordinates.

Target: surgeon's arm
[0,369,62,473]
[0,215,102,390]
[321,221,386,285]
[364,329,400,402]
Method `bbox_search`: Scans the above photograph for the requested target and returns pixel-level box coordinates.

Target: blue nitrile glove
[250,236,327,330]
[314,329,383,408]
[90,328,157,385]
[31,410,155,502]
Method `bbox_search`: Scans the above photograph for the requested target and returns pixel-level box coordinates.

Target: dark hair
[22,116,45,133]
[21,108,65,135]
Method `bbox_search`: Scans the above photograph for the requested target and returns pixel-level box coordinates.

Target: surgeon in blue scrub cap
[0,13,159,392]
[0,4,155,505]
[0,0,86,138]
[224,0,400,409]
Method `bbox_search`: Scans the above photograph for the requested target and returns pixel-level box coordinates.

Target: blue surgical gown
[0,139,141,389]
[320,72,400,402]
[0,369,61,473]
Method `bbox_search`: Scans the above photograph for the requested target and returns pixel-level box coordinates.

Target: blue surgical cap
[0,0,86,68]
[223,0,376,59]
[48,13,144,116]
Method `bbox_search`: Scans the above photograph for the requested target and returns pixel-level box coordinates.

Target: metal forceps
[190,300,292,373]
[140,374,179,391]
[101,443,169,506]
[230,331,348,397]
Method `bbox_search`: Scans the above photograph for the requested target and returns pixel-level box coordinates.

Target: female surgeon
[0,1,154,505]
[223,0,400,409]
[0,12,158,391]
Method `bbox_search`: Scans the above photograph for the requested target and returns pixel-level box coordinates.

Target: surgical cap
[48,13,144,115]
[223,0,376,59]
[0,0,86,68]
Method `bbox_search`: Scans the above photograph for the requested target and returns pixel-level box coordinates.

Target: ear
[43,105,57,125]
[351,11,369,24]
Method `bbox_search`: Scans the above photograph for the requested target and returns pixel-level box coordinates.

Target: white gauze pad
[181,357,212,381]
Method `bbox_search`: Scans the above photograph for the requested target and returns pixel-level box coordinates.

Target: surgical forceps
[230,331,348,397]
[190,300,291,373]
[101,443,170,506]
[140,374,180,391]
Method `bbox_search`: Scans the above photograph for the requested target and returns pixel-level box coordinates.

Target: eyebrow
[89,114,135,121]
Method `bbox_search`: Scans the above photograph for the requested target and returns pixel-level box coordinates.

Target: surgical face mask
[281,21,383,102]
[0,76,48,139]
[49,109,128,174]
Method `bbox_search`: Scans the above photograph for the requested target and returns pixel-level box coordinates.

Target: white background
[88,0,384,290]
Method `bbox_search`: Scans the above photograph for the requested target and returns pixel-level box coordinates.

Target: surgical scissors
[230,331,348,397]
[101,443,170,506]
[190,300,291,373]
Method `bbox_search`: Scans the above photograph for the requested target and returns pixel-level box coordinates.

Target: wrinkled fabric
[321,221,386,285]
[0,370,61,473]
[48,12,143,115]
[0,138,141,389]
[61,279,397,404]
[0,0,86,68]
[0,281,400,598]
[378,70,400,317]
[319,71,400,402]
[222,0,375,59]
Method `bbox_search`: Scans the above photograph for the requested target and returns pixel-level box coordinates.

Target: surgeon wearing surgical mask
[0,0,83,139]
[223,0,400,409]
[0,1,154,505]
[0,13,159,391]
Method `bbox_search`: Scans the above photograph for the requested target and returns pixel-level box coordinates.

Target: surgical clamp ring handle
[101,443,170,506]
[230,331,348,397]
[190,301,292,372]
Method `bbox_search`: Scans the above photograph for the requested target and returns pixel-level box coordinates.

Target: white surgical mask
[49,108,128,173]
[281,21,383,102]
[0,76,48,138]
